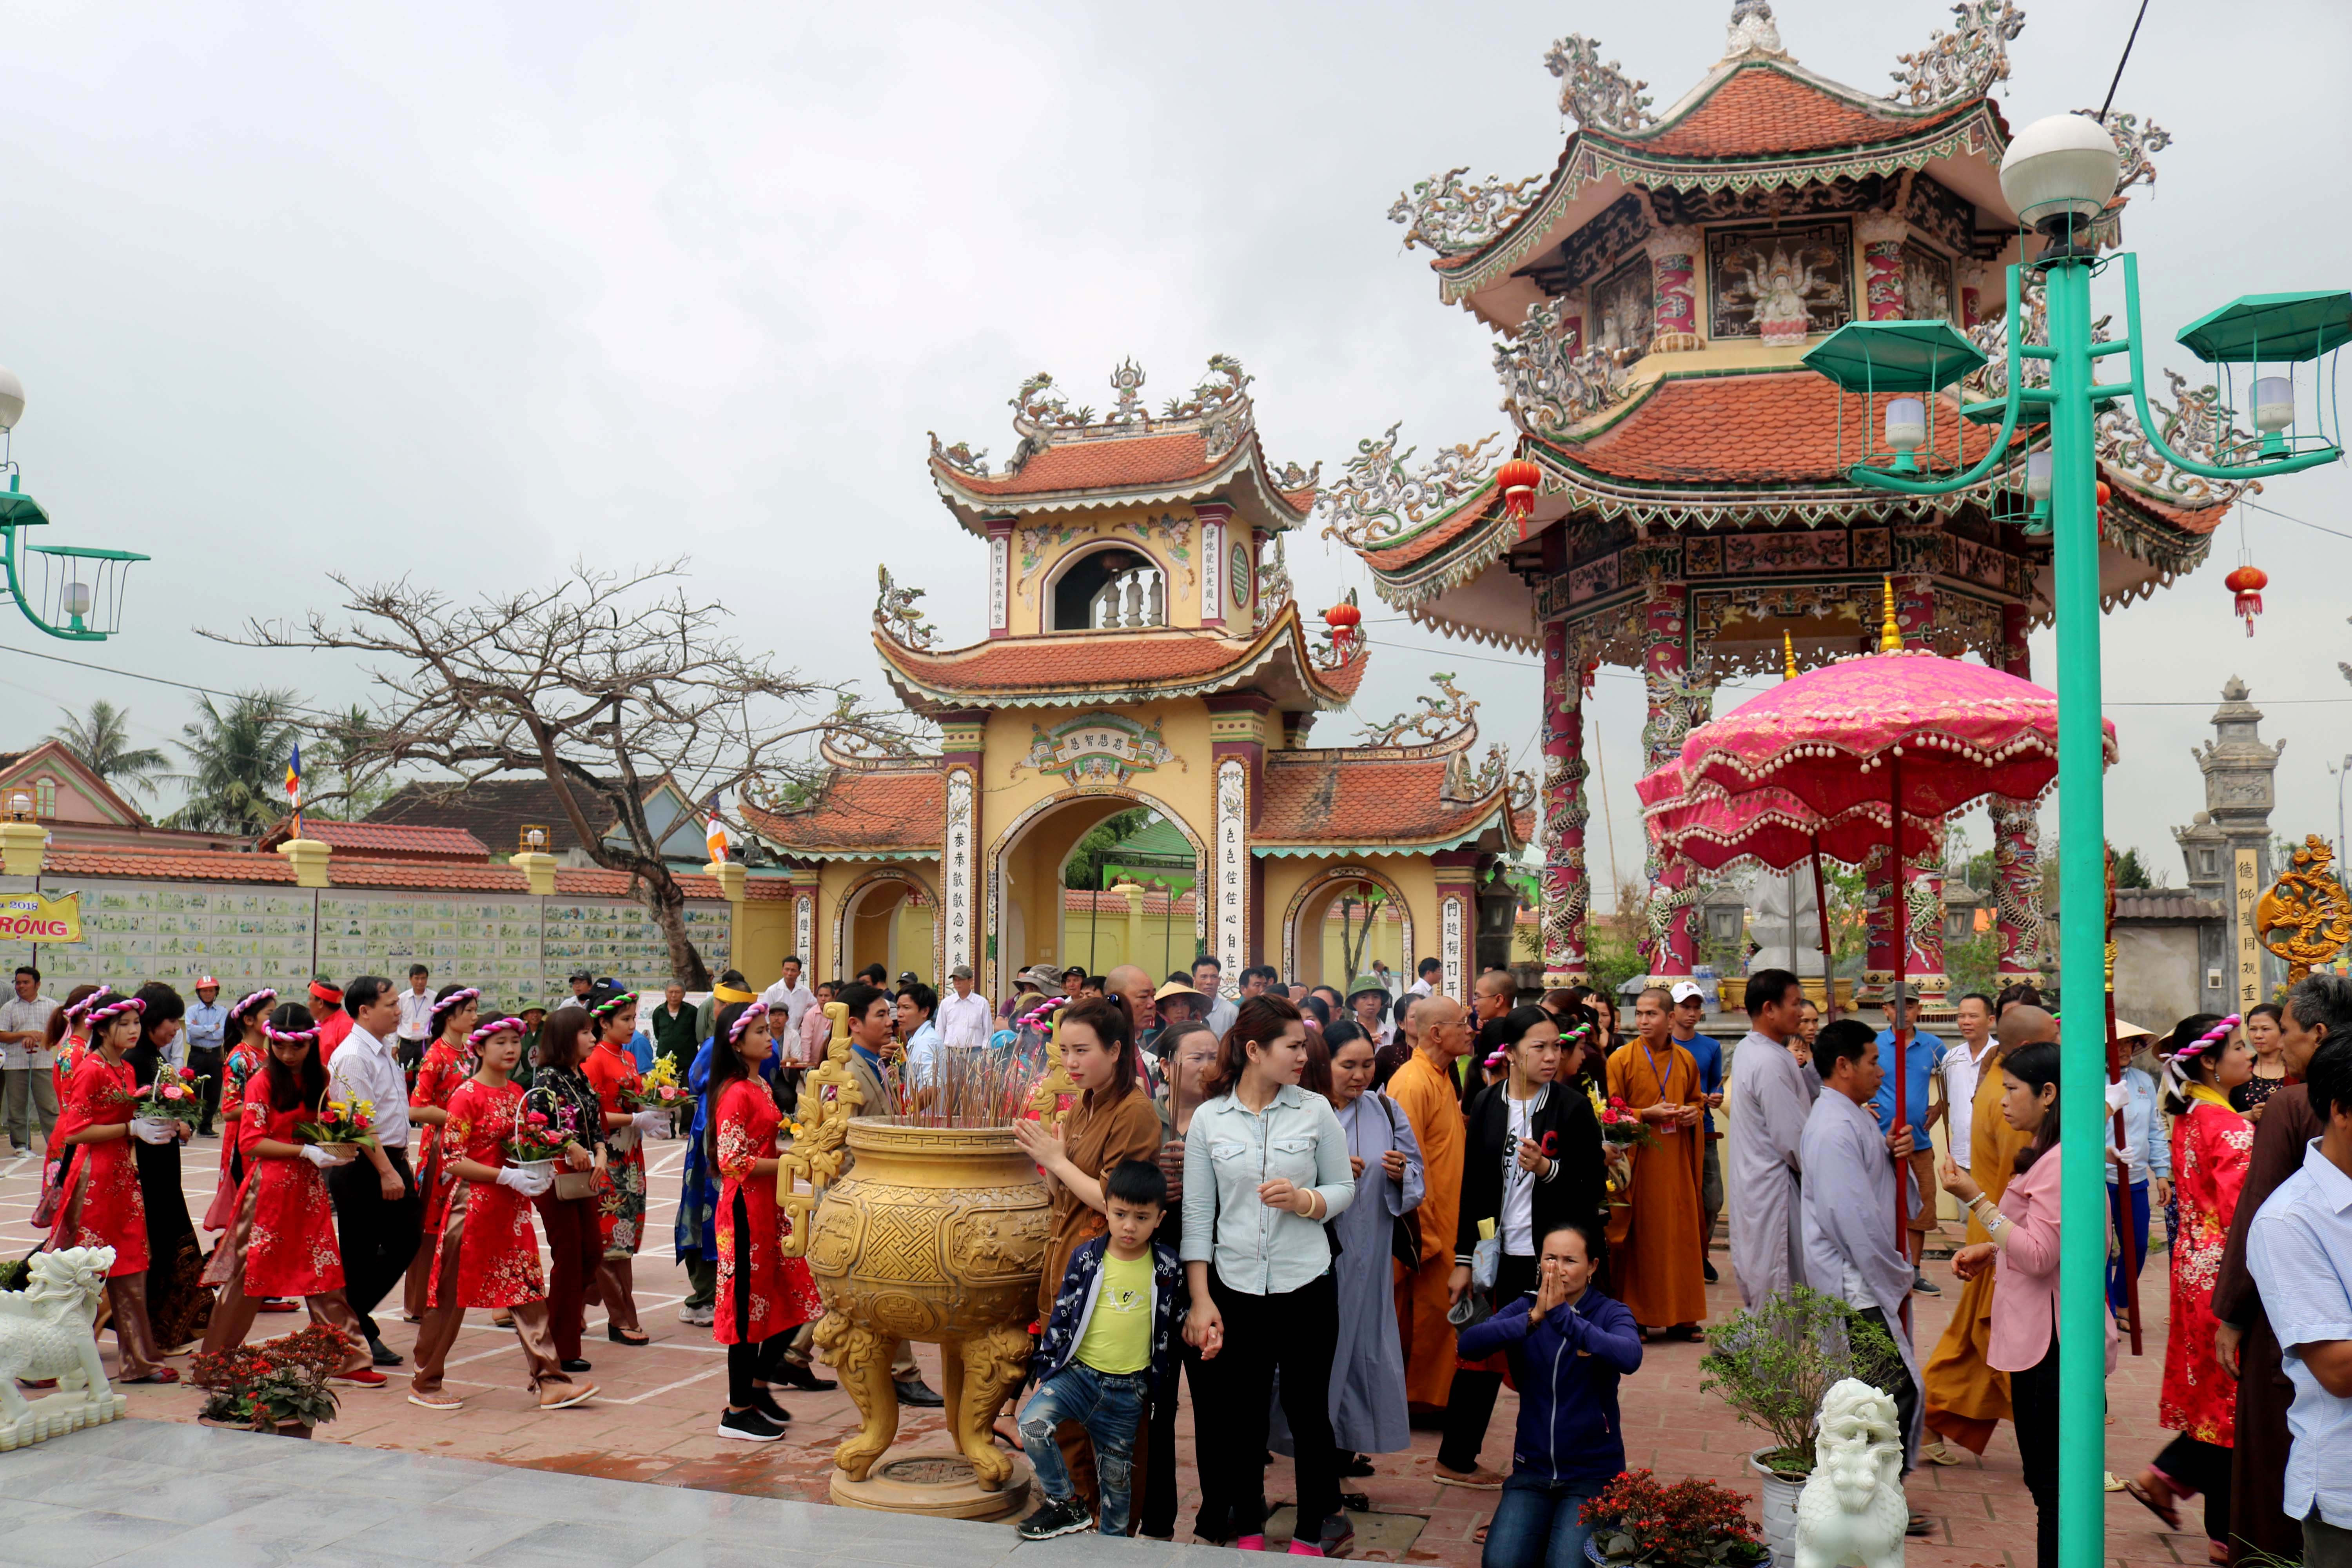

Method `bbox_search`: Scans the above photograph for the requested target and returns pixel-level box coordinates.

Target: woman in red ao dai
[48,995,172,1381]
[709,1000,822,1443]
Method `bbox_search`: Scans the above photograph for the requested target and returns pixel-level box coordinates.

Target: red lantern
[2096,480,2111,508]
[1497,458,1543,529]
[1323,597,1361,657]
[2225,563,2268,637]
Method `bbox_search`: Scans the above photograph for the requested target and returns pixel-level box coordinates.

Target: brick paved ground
[0,1134,2199,1566]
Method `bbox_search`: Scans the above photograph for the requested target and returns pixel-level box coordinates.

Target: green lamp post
[1802,111,2347,1563]
[0,365,150,642]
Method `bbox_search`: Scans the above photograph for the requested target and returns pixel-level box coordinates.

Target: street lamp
[5,789,31,822]
[0,363,150,642]
[1803,111,2347,1565]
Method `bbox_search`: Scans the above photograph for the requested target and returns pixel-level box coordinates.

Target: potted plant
[1579,1470,1767,1565]
[191,1324,351,1437]
[1698,1285,1904,1565]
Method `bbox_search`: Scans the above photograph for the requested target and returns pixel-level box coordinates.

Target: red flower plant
[1580,1469,1764,1566]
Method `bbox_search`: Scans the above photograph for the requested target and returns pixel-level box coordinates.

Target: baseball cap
[949,964,974,981]
[195,975,220,990]
[1669,980,1705,1007]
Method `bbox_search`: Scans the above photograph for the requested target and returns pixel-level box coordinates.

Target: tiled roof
[1612,65,1976,160]
[34,846,730,899]
[1566,372,2003,486]
[742,770,946,856]
[1362,486,1502,572]
[258,819,491,861]
[2112,888,2223,922]
[875,608,1368,714]
[369,779,619,856]
[1255,754,1514,849]
[945,432,1212,497]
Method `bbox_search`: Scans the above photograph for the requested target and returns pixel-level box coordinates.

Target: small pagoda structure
[1340,1,2237,1007]
[747,356,1526,1001]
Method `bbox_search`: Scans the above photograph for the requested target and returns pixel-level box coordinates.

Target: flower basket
[505,1092,575,1186]
[132,1065,209,1129]
[294,1098,379,1151]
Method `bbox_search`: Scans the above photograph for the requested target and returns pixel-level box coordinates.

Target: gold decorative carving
[2254,835,2352,984]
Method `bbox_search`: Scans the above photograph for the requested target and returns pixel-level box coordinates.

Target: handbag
[1376,1095,1423,1271]
[522,1085,599,1200]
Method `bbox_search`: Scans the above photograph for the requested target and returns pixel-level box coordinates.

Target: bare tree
[209,561,902,988]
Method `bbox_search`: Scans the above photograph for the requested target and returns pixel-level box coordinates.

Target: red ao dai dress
[584,1040,648,1256]
[712,1078,821,1345]
[213,1101,346,1294]
[427,1078,547,1310]
[2160,1087,2254,1443]
[405,1035,477,1317]
[202,1041,268,1234]
[48,1053,146,1277]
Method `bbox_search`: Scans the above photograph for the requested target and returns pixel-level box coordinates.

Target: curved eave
[872,604,1365,717]
[1252,795,1523,860]
[930,428,1314,537]
[1433,98,2008,307]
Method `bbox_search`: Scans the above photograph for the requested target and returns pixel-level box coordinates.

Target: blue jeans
[1483,1474,1600,1568]
[2105,1179,2149,1312]
[1019,1363,1148,1535]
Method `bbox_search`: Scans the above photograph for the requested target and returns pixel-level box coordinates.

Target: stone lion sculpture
[0,1247,118,1435]
[1792,1376,1907,1568]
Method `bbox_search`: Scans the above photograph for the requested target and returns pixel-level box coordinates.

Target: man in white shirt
[0,965,59,1157]
[395,964,435,1073]
[1937,991,1998,1168]
[1192,956,1237,1039]
[936,965,993,1053]
[761,955,817,1039]
[1404,957,1441,1005]
[325,975,421,1367]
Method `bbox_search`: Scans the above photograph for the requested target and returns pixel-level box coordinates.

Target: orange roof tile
[943,432,1212,498]
[742,770,946,856]
[1568,372,2002,486]
[1362,487,1503,573]
[1256,755,1514,849]
[257,819,492,861]
[35,847,732,899]
[1618,66,1976,160]
[875,610,1367,713]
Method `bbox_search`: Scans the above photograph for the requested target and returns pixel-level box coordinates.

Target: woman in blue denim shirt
[1181,993,1358,1555]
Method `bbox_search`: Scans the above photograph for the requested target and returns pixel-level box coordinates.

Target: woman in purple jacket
[1458,1219,1642,1568]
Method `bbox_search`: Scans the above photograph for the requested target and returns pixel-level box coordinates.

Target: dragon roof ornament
[1891,0,2025,108]
[934,355,1261,478]
[1316,423,1501,550]
[1496,299,1633,439]
[1361,671,1481,751]
[1544,34,1657,135]
[875,564,937,651]
[1390,167,1547,257]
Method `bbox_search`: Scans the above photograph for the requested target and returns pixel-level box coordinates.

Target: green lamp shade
[1802,319,1987,394]
[0,487,50,529]
[2176,291,2352,364]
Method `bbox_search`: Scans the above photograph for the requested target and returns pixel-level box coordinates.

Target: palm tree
[169,689,302,834]
[50,700,169,798]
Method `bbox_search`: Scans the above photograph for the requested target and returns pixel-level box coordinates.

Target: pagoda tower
[1335,2,2236,1001]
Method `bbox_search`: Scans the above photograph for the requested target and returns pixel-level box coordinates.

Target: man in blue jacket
[1457,1220,1642,1568]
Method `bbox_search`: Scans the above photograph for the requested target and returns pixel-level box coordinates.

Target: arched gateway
[746,358,1527,1003]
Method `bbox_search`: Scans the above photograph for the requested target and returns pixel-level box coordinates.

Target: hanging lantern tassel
[2225,564,2268,637]
[1497,458,1543,534]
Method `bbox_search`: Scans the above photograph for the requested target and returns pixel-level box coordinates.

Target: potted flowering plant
[192,1324,353,1437]
[1579,1470,1767,1566]
[294,1098,377,1161]
[131,1065,209,1139]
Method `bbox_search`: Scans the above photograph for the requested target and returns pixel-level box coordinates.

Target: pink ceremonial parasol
[1676,629,2114,1237]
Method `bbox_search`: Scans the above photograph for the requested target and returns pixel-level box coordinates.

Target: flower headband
[727,1002,770,1044]
[590,990,640,1021]
[434,987,482,1020]
[2166,1013,2241,1098]
[229,988,278,1023]
[65,986,115,1022]
[264,1020,321,1045]
[468,1016,524,1046]
[86,995,147,1028]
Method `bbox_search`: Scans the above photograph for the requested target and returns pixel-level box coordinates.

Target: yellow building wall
[1056,904,1201,979]
[1261,855,1445,995]
[1003,506,1248,638]
[731,896,799,989]
[814,860,942,983]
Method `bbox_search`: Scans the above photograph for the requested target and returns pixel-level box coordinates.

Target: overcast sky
[2,0,2348,904]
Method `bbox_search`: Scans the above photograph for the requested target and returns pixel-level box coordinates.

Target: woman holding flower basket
[400,984,482,1321]
[530,1003,611,1374]
[49,993,176,1381]
[197,1002,382,1387]
[408,1016,597,1412]
[706,1000,824,1441]
[125,981,212,1351]
[583,989,673,1345]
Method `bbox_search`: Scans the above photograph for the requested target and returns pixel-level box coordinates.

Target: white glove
[130,1119,177,1145]
[630,1109,672,1139]
[2104,1077,2132,1113]
[299,1144,350,1168]
[496,1165,552,1198]
[2109,1139,2142,1171]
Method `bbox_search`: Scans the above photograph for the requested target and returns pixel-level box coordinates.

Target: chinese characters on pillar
[1215,759,1247,989]
[943,769,976,975]
[1441,894,1465,1002]
[2234,847,2263,1013]
[987,535,1010,634]
[795,894,813,971]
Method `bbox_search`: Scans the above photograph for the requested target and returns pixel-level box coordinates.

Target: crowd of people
[11,950,2352,1566]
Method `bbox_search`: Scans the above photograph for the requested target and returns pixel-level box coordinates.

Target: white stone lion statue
[0,1247,118,1430]
[1792,1376,1907,1568]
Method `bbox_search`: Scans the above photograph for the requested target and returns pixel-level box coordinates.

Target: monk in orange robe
[1388,995,1470,1412]
[1922,1004,2048,1453]
[1606,986,1707,1334]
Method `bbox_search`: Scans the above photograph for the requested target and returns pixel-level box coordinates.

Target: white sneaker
[679,1303,715,1327]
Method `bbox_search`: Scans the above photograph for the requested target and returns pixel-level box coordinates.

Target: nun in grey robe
[1799,1082,1923,1470]
[1272,1087,1425,1459]
[1725,1029,1817,1308]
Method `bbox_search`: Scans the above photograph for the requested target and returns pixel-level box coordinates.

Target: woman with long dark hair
[1181,993,1356,1555]
[1937,1040,2101,1568]
[124,981,210,1350]
[196,1002,380,1381]
[705,1000,824,1441]
[201,989,278,1236]
[2235,1002,2289,1118]
[50,993,173,1380]
[526,1003,609,1374]
[401,984,482,1321]
[583,989,670,1345]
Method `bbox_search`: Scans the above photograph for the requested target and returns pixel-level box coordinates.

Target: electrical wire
[2097,1,2152,124]
[0,638,352,722]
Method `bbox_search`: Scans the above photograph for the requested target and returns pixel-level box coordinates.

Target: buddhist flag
[285,743,303,833]
[705,795,729,863]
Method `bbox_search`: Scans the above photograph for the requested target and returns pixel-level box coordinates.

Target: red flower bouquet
[1580,1470,1766,1565]
[1598,1096,1659,1151]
